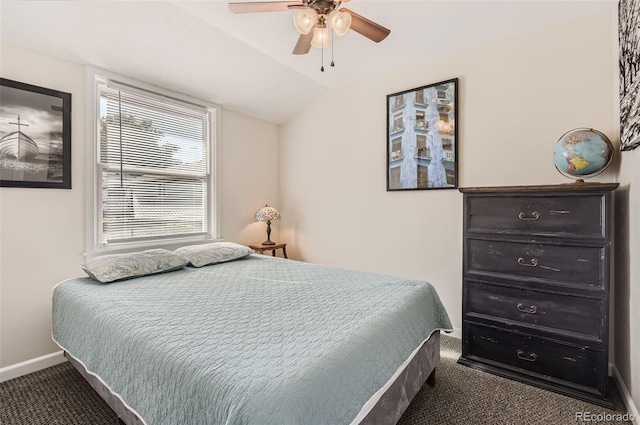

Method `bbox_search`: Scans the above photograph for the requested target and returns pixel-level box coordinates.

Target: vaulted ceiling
[0,0,615,124]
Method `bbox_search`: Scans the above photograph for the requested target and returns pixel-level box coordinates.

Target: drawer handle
[516,349,538,362]
[517,257,538,267]
[516,303,537,314]
[518,211,540,221]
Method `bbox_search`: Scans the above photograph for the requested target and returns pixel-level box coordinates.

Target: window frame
[85,67,220,257]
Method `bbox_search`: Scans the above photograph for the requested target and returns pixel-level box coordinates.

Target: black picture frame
[386,78,458,191]
[0,78,72,188]
[619,0,640,151]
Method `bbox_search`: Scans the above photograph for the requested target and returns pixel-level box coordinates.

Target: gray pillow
[82,249,188,283]
[174,242,253,268]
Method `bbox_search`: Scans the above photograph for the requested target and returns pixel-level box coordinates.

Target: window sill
[85,235,223,259]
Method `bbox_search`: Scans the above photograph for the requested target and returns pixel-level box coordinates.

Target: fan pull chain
[331,29,335,67]
[321,42,324,72]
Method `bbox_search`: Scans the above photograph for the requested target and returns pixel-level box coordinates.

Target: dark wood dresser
[458,183,618,408]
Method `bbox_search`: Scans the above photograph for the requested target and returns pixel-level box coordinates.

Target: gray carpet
[0,336,633,425]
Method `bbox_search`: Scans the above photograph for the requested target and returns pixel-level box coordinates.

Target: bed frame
[67,331,441,425]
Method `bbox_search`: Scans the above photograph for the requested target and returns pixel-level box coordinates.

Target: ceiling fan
[228,0,390,64]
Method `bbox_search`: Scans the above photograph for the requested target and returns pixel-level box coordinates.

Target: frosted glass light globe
[327,10,351,36]
[311,25,331,48]
[293,9,318,35]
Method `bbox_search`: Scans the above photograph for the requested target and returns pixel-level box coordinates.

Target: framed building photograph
[0,78,71,188]
[619,0,640,151]
[386,78,458,191]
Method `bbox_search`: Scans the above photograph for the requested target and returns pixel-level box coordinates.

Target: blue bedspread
[53,255,452,425]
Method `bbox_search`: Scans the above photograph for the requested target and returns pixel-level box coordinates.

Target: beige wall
[220,108,281,245]
[0,42,280,367]
[612,2,640,413]
[615,148,640,413]
[0,43,87,368]
[280,9,617,327]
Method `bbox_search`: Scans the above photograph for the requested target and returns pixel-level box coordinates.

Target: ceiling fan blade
[228,1,301,14]
[292,30,313,55]
[341,8,390,43]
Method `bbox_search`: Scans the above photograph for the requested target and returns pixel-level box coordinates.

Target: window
[415,90,425,105]
[389,137,403,161]
[94,76,217,248]
[393,95,404,108]
[392,137,402,152]
[446,169,456,185]
[442,137,453,151]
[416,135,428,158]
[415,110,426,130]
[417,165,429,188]
[393,113,404,132]
[417,135,427,150]
[389,166,401,189]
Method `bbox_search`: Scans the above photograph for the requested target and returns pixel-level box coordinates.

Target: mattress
[53,255,452,425]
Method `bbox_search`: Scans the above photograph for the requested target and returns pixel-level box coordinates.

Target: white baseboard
[0,351,67,383]
[612,365,640,425]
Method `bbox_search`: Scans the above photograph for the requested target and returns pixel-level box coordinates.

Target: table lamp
[254,204,280,246]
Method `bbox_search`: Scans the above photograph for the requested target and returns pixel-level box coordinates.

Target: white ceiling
[0,0,615,124]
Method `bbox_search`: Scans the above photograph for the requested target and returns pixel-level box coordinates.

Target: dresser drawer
[467,239,605,289]
[464,323,604,390]
[465,280,604,339]
[466,195,605,238]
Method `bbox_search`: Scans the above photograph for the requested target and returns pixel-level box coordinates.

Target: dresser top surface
[459,182,619,194]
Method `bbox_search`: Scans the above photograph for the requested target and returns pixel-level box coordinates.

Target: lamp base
[262,220,276,246]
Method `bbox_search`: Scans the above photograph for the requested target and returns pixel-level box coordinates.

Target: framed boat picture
[0,78,71,188]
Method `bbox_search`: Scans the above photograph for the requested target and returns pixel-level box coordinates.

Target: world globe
[553,128,613,180]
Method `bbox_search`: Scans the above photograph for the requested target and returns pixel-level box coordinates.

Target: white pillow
[174,242,253,268]
[81,249,188,283]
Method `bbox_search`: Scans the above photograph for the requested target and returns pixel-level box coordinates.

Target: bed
[52,252,452,425]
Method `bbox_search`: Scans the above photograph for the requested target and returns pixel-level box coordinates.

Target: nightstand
[249,242,288,259]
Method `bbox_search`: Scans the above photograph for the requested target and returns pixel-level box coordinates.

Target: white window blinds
[97,81,212,245]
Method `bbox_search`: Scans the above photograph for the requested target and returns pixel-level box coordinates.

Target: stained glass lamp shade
[254,205,280,246]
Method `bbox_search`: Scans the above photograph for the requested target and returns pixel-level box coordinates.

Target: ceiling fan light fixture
[327,10,351,36]
[311,24,331,48]
[293,8,318,35]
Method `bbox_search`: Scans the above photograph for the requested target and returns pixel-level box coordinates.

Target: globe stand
[573,179,586,184]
